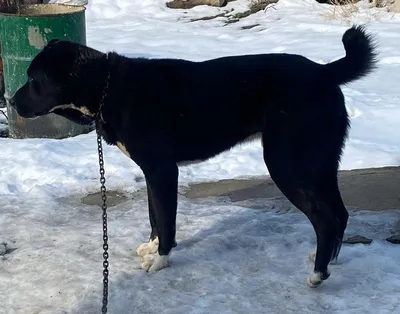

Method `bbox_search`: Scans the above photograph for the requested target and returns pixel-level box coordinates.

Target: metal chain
[97,53,110,313]
[96,121,109,314]
[98,54,111,124]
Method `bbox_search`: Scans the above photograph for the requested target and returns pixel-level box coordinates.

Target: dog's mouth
[53,108,95,125]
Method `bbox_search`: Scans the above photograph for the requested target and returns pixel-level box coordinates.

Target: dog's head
[9,39,106,124]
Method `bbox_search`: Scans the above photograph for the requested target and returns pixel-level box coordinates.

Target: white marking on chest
[116,141,130,158]
[50,104,94,116]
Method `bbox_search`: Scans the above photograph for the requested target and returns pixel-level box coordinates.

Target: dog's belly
[175,132,261,166]
[177,159,205,167]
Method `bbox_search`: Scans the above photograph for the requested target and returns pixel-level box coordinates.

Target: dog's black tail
[322,25,378,86]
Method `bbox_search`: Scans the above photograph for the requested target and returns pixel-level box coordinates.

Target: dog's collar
[96,52,110,124]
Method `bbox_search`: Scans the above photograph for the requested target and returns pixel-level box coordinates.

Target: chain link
[97,53,110,313]
[98,67,111,124]
[96,124,109,314]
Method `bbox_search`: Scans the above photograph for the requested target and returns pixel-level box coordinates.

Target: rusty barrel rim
[0,4,85,18]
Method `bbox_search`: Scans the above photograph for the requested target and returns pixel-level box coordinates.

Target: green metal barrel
[0,4,90,139]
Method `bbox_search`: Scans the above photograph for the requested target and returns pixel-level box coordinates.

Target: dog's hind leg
[262,134,348,288]
[301,180,348,287]
[308,183,348,266]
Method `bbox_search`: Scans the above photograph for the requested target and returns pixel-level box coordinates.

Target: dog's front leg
[139,161,178,272]
[136,180,160,259]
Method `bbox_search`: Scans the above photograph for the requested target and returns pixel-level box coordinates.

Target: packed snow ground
[1,196,400,314]
[1,0,400,313]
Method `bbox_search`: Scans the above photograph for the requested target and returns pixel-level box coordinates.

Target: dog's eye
[28,78,41,94]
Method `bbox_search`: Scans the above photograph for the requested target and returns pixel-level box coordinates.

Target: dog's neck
[96,53,111,124]
[71,52,112,121]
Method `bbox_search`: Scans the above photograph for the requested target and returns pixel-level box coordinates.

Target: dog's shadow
[73,196,400,314]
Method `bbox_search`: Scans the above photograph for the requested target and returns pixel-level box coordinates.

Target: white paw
[136,237,159,257]
[148,254,170,272]
[140,254,156,271]
[306,270,329,288]
[140,253,170,272]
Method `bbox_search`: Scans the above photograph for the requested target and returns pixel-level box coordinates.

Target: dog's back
[118,26,376,163]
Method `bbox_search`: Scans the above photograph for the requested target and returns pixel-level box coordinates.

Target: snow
[1,0,400,313]
[1,197,400,313]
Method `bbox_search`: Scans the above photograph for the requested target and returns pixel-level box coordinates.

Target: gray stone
[343,235,373,244]
[183,166,400,211]
[386,234,400,244]
[166,0,228,9]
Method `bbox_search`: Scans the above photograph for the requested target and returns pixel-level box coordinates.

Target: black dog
[10,25,377,287]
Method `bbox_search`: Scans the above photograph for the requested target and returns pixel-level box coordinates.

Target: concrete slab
[81,190,129,208]
[76,167,400,244]
[182,166,400,211]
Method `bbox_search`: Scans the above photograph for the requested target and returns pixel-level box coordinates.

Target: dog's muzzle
[7,96,38,118]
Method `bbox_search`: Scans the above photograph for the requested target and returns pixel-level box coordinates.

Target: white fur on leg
[139,252,171,272]
[307,271,324,288]
[136,237,159,257]
[140,253,156,271]
[137,237,172,272]
[307,268,330,288]
[148,253,170,272]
